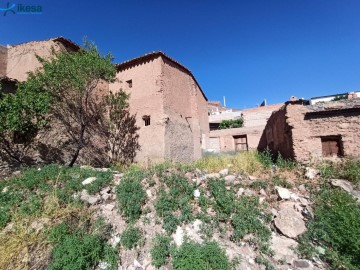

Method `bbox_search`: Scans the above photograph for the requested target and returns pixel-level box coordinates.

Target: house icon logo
[0,2,16,16]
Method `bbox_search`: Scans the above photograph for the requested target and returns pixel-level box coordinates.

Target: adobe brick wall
[263,101,360,163]
[110,57,166,163]
[161,57,208,162]
[0,45,7,77]
[6,39,75,81]
[287,102,360,162]
[208,125,265,152]
[260,104,294,159]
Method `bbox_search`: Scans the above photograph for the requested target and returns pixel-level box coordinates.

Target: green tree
[28,40,117,166]
[0,79,50,163]
[218,118,244,129]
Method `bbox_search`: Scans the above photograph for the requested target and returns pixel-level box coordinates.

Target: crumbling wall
[162,58,195,162]
[110,57,166,163]
[287,102,360,162]
[261,104,294,159]
[0,45,7,77]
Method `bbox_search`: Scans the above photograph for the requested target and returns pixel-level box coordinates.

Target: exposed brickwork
[263,99,360,163]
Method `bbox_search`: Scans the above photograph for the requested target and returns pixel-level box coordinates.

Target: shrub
[155,174,194,232]
[48,230,118,270]
[272,175,293,189]
[250,180,268,191]
[218,118,244,129]
[208,179,235,219]
[172,240,231,270]
[298,187,360,269]
[120,226,142,249]
[232,196,271,253]
[150,234,172,268]
[116,171,146,222]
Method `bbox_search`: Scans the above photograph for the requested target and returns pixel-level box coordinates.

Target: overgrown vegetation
[218,118,244,129]
[172,240,231,270]
[155,174,195,233]
[298,186,360,270]
[115,170,146,222]
[317,159,360,184]
[0,39,139,167]
[120,226,142,249]
[150,234,172,268]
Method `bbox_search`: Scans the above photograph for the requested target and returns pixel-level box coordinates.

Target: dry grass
[0,194,88,270]
[193,151,265,175]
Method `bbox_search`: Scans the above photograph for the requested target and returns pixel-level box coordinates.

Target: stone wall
[0,45,7,77]
[262,100,360,163]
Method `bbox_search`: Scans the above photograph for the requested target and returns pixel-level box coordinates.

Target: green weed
[120,226,142,249]
[172,240,231,270]
[116,171,146,222]
[150,234,172,268]
[298,187,360,269]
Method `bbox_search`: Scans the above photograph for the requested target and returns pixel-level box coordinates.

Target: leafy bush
[232,196,271,253]
[255,255,275,270]
[155,174,195,232]
[208,179,235,219]
[298,187,360,269]
[218,118,244,129]
[172,240,231,270]
[150,234,172,268]
[48,229,118,270]
[120,226,142,249]
[116,171,146,222]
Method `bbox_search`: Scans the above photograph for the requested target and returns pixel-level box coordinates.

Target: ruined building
[260,97,360,163]
[0,38,209,166]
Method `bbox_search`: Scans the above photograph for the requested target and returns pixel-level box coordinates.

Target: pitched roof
[116,51,208,101]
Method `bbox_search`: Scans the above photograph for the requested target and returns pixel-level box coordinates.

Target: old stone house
[260,97,360,163]
[0,38,209,166]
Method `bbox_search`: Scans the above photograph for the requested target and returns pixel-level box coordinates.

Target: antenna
[223,96,226,107]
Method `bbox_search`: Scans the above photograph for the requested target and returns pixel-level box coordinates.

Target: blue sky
[1,0,360,108]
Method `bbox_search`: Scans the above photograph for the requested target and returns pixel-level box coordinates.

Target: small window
[143,115,150,126]
[321,136,343,157]
[126,79,132,88]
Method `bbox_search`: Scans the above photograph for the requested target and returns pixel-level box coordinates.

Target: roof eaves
[116,51,208,101]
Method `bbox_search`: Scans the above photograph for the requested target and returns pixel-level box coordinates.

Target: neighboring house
[0,38,209,166]
[206,103,283,153]
[110,52,209,163]
[260,97,360,163]
[310,92,360,105]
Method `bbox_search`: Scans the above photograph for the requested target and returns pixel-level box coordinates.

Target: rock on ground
[276,186,291,200]
[305,167,320,180]
[219,168,229,176]
[82,177,97,185]
[271,234,298,264]
[274,202,306,238]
